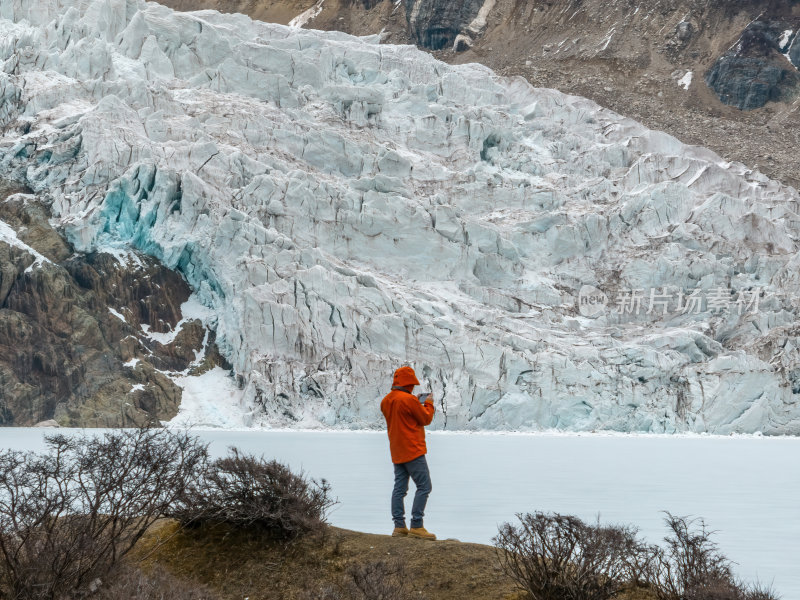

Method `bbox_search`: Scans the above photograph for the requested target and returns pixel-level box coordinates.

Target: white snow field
[2,0,800,433]
[1,429,798,597]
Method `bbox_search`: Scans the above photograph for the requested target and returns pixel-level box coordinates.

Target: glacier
[1,0,799,433]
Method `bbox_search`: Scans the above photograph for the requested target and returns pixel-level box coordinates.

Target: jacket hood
[392,366,420,388]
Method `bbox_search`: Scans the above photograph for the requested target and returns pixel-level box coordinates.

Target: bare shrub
[647,513,732,600]
[743,582,781,600]
[0,429,207,600]
[347,560,415,600]
[493,512,648,600]
[171,448,335,541]
[685,577,749,600]
[94,565,219,600]
[646,513,781,600]
[667,576,779,600]
[300,560,421,600]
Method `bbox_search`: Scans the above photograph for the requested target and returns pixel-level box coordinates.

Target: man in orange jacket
[380,365,436,540]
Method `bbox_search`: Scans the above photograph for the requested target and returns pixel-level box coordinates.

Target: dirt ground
[137,521,656,600]
[138,522,523,599]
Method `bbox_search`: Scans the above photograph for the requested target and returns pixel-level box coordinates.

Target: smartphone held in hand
[417,392,431,403]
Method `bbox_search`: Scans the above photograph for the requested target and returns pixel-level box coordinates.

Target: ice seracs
[0,0,799,433]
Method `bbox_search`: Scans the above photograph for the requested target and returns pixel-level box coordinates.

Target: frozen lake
[1,429,798,598]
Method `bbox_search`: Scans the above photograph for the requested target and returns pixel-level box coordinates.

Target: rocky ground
[162,0,800,190]
[0,183,228,426]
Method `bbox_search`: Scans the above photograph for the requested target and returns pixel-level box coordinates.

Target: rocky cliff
[705,19,799,111]
[0,183,229,426]
[1,0,799,433]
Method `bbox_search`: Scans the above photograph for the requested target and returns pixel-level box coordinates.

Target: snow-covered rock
[1,0,799,433]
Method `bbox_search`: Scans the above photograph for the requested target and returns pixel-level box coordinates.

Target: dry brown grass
[134,521,658,600]
[136,521,519,600]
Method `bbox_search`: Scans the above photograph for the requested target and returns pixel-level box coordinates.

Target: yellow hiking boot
[392,526,409,537]
[408,527,436,540]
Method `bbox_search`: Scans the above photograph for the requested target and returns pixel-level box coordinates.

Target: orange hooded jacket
[380,366,435,464]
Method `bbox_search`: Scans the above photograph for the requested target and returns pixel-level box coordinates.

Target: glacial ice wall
[1,0,799,432]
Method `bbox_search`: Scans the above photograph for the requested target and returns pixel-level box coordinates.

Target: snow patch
[108,307,127,322]
[138,295,210,345]
[779,29,793,51]
[465,0,496,36]
[167,367,251,429]
[782,31,798,70]
[181,293,216,324]
[140,322,182,345]
[100,245,145,269]
[289,0,324,28]
[678,71,693,90]
[136,294,213,360]
[0,218,51,272]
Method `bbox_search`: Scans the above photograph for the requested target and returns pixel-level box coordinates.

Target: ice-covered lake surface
[1,429,798,597]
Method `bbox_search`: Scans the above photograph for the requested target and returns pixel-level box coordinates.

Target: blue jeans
[391,455,432,529]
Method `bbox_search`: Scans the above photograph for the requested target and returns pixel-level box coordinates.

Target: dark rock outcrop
[404,0,485,50]
[705,20,800,110]
[0,186,228,427]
